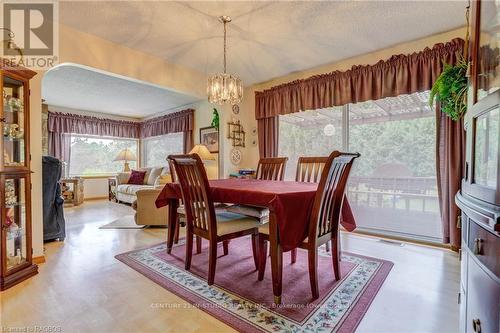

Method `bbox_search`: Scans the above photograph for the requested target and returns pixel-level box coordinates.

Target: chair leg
[257,236,267,281]
[290,248,297,264]
[251,234,259,270]
[185,230,193,270]
[332,235,340,281]
[325,240,330,252]
[196,235,202,254]
[308,247,319,299]
[222,240,229,255]
[208,240,218,285]
[174,217,180,244]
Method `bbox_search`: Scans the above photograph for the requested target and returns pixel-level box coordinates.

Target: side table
[108,177,117,202]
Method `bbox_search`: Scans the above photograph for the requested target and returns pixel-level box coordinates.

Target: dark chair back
[296,156,329,183]
[167,159,178,183]
[168,154,217,238]
[309,151,360,242]
[256,157,288,181]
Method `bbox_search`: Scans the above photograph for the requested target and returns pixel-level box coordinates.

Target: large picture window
[142,132,183,167]
[279,91,442,241]
[69,135,138,176]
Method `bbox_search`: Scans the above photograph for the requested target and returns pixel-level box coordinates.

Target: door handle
[473,238,483,255]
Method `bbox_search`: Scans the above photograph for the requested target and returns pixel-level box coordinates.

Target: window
[69,135,138,176]
[279,91,442,241]
[142,132,183,167]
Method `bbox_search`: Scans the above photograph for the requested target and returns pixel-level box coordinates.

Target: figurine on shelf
[5,180,17,206]
[7,96,22,111]
[4,151,11,164]
[5,208,14,227]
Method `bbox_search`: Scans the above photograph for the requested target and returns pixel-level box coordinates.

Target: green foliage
[211,108,220,130]
[429,60,468,121]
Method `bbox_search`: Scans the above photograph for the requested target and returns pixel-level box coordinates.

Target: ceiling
[42,63,200,118]
[59,1,466,85]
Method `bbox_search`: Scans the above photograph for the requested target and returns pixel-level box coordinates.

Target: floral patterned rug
[116,237,393,333]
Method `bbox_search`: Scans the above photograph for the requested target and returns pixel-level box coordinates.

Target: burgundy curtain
[436,106,466,250]
[257,117,279,158]
[183,130,193,154]
[255,38,464,119]
[48,132,71,163]
[48,112,141,138]
[140,109,194,138]
[255,38,465,249]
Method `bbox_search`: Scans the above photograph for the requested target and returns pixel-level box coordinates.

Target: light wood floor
[1,200,460,333]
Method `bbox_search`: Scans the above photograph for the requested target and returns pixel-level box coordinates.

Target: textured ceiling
[42,64,200,118]
[59,1,465,85]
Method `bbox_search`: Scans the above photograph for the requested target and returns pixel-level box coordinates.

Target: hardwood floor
[1,200,459,333]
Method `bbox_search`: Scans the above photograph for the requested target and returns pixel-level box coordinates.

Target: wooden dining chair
[291,156,329,264]
[168,159,202,254]
[169,154,261,285]
[255,157,288,181]
[257,151,360,299]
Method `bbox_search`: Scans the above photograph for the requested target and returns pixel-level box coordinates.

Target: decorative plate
[230,148,242,165]
[232,104,240,115]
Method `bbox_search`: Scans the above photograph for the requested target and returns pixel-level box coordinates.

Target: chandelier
[207,16,243,105]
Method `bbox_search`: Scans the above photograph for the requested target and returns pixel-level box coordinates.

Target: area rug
[99,215,145,229]
[116,237,393,333]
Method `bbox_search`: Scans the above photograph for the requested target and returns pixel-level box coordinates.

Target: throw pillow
[147,167,164,185]
[128,170,147,185]
[158,174,172,185]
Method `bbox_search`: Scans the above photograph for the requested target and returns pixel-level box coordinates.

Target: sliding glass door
[278,91,442,241]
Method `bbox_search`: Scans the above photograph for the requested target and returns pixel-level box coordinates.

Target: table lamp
[114,148,137,172]
[189,144,216,161]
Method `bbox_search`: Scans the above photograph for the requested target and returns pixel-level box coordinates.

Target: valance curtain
[255,38,465,249]
[47,112,141,163]
[48,108,194,164]
[140,108,194,153]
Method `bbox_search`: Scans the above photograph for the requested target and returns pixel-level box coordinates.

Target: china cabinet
[455,1,500,332]
[0,62,37,290]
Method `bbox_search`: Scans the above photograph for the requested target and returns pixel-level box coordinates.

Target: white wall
[83,178,109,199]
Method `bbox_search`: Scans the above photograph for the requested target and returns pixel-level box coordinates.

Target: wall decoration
[227,120,245,147]
[232,104,240,115]
[251,127,257,136]
[199,126,219,153]
[230,148,242,165]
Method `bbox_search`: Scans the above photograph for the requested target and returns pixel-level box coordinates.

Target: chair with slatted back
[169,154,261,285]
[255,157,288,181]
[290,156,330,264]
[168,159,202,253]
[257,151,360,299]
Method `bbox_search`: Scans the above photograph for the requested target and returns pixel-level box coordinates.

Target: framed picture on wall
[199,126,219,153]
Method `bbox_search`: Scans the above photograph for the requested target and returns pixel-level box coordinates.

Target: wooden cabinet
[0,63,37,290]
[456,1,500,330]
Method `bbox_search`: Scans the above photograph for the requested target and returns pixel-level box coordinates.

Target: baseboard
[33,255,46,264]
[84,196,108,201]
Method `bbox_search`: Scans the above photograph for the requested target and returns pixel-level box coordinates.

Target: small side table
[108,177,117,202]
[60,177,84,206]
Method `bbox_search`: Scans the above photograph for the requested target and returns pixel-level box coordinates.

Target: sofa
[115,166,171,204]
[134,188,168,226]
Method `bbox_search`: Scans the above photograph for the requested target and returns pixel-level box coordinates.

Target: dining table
[155,178,357,304]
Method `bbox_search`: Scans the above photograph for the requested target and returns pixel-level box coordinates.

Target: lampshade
[189,144,216,161]
[113,148,137,162]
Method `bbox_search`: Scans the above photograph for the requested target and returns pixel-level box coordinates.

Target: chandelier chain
[223,20,227,74]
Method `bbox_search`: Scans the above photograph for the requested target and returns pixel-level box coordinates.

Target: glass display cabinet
[0,62,37,290]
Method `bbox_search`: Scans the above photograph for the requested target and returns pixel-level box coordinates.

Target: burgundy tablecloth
[155,179,356,251]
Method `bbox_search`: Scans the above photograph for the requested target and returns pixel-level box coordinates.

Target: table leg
[167,199,178,254]
[269,211,283,304]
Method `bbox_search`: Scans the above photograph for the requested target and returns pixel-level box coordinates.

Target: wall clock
[232,104,240,115]
[230,148,242,165]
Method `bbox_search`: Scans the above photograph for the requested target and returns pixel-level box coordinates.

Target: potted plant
[429,59,468,121]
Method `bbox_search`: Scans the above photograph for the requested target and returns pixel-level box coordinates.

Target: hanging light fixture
[207,16,243,105]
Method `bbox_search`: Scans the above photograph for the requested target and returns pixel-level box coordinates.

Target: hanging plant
[211,108,220,130]
[429,59,468,121]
